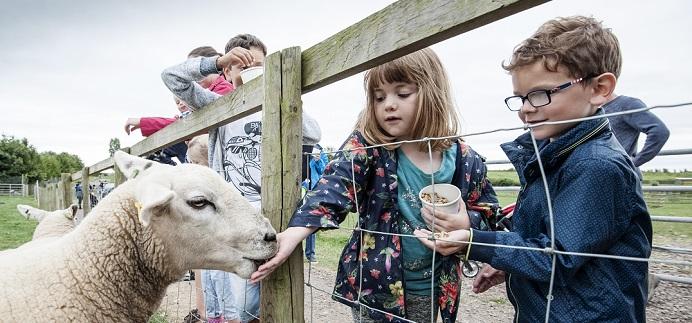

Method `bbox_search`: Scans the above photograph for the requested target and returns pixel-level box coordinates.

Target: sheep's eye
[187,197,213,210]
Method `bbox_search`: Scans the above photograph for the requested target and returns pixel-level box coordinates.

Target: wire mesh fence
[147,103,691,322]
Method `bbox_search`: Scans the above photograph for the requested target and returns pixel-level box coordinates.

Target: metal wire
[198,102,692,322]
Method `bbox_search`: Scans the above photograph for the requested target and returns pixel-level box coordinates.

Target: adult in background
[74,182,83,209]
[602,93,670,302]
[303,144,329,263]
[602,93,669,174]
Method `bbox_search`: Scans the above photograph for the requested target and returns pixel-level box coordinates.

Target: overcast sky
[1,0,690,171]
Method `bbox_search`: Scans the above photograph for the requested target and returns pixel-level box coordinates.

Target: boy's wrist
[199,56,221,76]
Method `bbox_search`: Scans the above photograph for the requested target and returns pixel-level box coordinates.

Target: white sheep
[16,204,78,240]
[0,151,278,322]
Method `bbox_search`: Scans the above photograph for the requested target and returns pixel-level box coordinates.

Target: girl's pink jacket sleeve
[139,117,177,137]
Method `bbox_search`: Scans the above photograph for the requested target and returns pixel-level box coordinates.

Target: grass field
[487,169,692,187]
[0,196,38,250]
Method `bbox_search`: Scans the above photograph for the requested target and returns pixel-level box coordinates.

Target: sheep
[0,151,278,322]
[16,204,78,240]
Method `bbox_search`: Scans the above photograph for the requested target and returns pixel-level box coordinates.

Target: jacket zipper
[508,273,519,322]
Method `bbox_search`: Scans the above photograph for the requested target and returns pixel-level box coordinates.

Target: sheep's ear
[114,150,156,180]
[137,184,175,227]
[65,204,78,220]
[17,204,46,221]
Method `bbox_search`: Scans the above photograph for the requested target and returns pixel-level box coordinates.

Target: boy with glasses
[415,16,651,322]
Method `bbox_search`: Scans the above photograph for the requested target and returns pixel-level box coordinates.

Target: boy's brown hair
[503,16,622,80]
[187,46,221,58]
[224,34,267,55]
[360,48,459,152]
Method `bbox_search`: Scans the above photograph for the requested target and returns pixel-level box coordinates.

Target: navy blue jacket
[469,111,652,322]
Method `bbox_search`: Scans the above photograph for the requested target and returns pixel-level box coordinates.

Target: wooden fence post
[260,47,305,323]
[114,147,130,187]
[81,167,91,214]
[60,173,72,209]
[48,183,58,210]
[37,183,44,209]
[21,174,27,196]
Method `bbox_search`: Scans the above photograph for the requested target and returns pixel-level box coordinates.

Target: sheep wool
[0,151,278,322]
[16,204,78,240]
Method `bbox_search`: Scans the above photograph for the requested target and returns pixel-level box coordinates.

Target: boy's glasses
[504,76,594,111]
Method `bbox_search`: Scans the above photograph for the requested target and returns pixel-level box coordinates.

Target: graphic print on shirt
[222,121,262,204]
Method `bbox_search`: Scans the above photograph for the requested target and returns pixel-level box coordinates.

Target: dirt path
[157,240,690,322]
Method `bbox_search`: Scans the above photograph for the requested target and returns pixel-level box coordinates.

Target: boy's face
[511,61,599,141]
[224,46,265,86]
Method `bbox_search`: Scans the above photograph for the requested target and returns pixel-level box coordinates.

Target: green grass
[0,196,38,250]
[487,170,520,186]
[486,170,692,187]
[641,171,692,185]
[147,311,168,323]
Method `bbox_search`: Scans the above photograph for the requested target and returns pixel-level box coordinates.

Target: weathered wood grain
[302,0,547,93]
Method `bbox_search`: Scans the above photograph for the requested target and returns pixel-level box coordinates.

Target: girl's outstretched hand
[420,202,470,233]
[124,118,141,135]
[472,264,505,294]
[250,227,314,283]
[413,228,469,256]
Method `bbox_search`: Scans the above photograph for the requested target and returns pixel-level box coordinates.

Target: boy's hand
[216,46,255,71]
[413,228,469,256]
[124,118,141,135]
[472,264,505,293]
[420,202,470,232]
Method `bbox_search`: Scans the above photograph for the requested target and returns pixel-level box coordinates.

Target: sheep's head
[114,150,278,278]
[16,204,78,222]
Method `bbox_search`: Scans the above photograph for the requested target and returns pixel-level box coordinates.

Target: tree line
[0,135,83,183]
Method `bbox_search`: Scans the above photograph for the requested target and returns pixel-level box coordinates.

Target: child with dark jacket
[415,16,652,322]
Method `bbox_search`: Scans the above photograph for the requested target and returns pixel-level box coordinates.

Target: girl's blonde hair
[358,48,459,152]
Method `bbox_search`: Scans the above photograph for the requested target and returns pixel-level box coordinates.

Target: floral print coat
[288,131,500,322]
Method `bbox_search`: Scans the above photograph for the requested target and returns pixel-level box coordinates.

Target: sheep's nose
[264,232,277,242]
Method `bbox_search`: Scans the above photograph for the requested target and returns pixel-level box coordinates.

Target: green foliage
[0,196,38,250]
[147,311,168,323]
[487,170,520,187]
[0,135,83,182]
[109,138,121,157]
[38,151,84,181]
[0,135,41,182]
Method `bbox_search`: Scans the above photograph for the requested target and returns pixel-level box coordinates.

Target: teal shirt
[396,144,457,295]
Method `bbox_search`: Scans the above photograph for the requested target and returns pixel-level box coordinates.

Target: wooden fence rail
[37,0,556,321]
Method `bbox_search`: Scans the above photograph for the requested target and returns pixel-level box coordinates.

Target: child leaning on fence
[415,16,652,322]
[252,48,503,323]
[162,34,321,323]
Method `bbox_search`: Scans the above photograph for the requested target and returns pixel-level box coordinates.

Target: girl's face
[373,81,418,140]
[175,98,190,113]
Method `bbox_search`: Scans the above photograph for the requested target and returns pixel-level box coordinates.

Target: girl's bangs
[367,60,414,89]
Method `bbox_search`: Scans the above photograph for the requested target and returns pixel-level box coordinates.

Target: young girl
[251,48,499,322]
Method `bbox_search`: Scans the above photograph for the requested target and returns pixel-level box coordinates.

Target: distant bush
[490,178,520,186]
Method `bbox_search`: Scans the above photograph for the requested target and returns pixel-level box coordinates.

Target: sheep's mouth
[243,256,269,268]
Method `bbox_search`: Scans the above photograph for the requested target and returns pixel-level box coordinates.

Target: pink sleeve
[209,75,235,95]
[214,82,234,95]
[140,117,177,136]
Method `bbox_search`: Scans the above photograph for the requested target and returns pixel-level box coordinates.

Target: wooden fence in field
[36,0,571,321]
